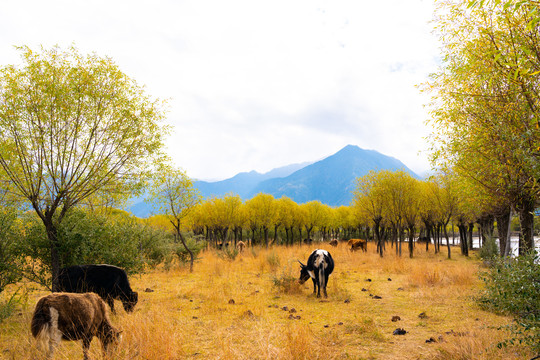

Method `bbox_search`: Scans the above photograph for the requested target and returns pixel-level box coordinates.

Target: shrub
[266,252,281,271]
[175,235,206,264]
[17,208,175,288]
[479,236,499,262]
[477,252,540,353]
[0,206,23,294]
[217,245,238,261]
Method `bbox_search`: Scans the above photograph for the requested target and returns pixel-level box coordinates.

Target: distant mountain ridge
[194,162,311,199]
[194,144,418,207]
[127,145,419,217]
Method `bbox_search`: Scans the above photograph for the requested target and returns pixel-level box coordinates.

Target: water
[466,236,540,256]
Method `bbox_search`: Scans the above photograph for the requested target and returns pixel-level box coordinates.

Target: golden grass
[0,242,534,360]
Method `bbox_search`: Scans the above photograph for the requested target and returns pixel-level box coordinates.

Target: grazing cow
[58,264,138,313]
[31,292,121,360]
[348,239,367,252]
[298,249,334,298]
[329,239,338,247]
[236,240,246,252]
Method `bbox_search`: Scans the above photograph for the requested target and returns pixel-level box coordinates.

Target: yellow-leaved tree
[0,45,168,289]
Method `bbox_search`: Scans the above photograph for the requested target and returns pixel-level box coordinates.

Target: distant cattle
[236,241,246,252]
[303,238,313,244]
[417,236,431,243]
[298,249,335,298]
[58,264,138,313]
[31,292,121,360]
[348,239,367,252]
[329,239,338,247]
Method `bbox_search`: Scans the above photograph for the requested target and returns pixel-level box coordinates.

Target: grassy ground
[0,242,534,359]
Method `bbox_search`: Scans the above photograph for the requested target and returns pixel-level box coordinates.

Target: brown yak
[31,292,121,360]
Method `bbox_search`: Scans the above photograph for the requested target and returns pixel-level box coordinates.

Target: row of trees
[425,0,540,257]
[147,169,520,261]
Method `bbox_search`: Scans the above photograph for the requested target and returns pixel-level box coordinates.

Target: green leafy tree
[0,45,168,289]
[148,164,201,272]
[427,0,540,254]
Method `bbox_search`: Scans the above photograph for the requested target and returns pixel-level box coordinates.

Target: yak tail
[31,298,52,338]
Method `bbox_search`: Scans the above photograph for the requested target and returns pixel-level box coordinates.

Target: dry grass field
[0,242,534,360]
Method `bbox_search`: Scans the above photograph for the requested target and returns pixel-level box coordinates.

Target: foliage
[0,288,27,323]
[477,252,540,352]
[427,0,540,252]
[17,208,172,288]
[478,236,500,261]
[0,203,23,294]
[147,163,201,271]
[0,45,169,289]
[216,245,239,261]
[175,236,206,264]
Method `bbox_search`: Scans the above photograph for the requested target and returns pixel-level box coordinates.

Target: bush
[477,252,540,353]
[479,236,499,262]
[217,245,239,261]
[175,235,206,264]
[0,206,23,294]
[17,208,174,288]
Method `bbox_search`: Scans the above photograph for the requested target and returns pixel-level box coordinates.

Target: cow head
[298,260,311,284]
[122,291,138,312]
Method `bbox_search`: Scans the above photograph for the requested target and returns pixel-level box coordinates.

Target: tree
[245,193,278,248]
[0,45,168,289]
[427,0,540,254]
[300,201,327,242]
[352,170,387,257]
[148,164,201,272]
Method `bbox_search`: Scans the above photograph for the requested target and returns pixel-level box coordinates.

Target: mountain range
[127,145,420,218]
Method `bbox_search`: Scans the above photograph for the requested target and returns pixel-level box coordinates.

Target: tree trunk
[178,230,194,272]
[45,222,61,292]
[443,222,451,259]
[408,226,414,258]
[517,200,535,255]
[495,207,511,257]
[467,223,474,250]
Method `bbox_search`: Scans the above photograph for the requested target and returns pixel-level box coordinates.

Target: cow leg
[82,337,92,360]
[311,278,317,295]
[322,275,328,298]
[106,296,115,313]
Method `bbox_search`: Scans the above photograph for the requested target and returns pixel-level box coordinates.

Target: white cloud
[1,0,440,180]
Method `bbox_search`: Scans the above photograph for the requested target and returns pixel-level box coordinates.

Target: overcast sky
[2,0,440,181]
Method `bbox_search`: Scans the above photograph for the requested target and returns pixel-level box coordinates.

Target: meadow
[0,242,534,360]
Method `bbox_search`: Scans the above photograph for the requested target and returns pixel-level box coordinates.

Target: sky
[1,0,441,181]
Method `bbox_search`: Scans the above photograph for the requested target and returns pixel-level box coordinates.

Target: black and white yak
[298,249,334,298]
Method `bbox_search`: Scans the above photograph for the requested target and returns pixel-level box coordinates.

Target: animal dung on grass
[393,328,407,335]
[31,292,121,360]
[298,249,334,298]
[392,316,401,322]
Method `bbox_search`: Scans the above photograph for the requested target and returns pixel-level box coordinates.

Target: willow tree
[148,164,200,272]
[245,193,278,248]
[426,0,540,254]
[0,46,168,289]
[352,170,387,257]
